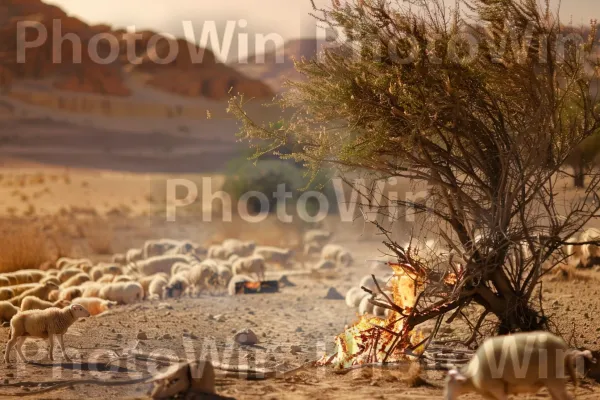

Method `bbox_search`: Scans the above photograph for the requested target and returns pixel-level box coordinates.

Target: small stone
[279,275,296,287]
[207,314,214,320]
[137,331,148,340]
[290,345,302,355]
[295,327,303,333]
[214,314,226,322]
[6,373,14,378]
[275,346,283,353]
[116,333,123,339]
[162,334,173,340]
[234,329,259,345]
[324,287,344,300]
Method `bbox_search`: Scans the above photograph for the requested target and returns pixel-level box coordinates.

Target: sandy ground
[1,162,600,399]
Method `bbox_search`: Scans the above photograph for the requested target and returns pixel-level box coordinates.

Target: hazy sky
[43,0,596,60]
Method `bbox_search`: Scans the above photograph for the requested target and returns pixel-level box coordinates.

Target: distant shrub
[222,159,339,216]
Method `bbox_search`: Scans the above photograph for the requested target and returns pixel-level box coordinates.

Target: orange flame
[319,262,427,369]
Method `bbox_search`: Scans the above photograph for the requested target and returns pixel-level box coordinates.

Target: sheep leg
[4,335,18,363]
[57,335,71,362]
[15,337,27,363]
[47,334,54,361]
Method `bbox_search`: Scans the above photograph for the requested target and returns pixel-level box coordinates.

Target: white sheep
[8,282,59,306]
[126,248,144,263]
[90,263,123,281]
[0,301,19,323]
[114,275,134,283]
[137,273,169,298]
[207,245,232,260]
[562,236,584,267]
[71,297,117,316]
[80,282,104,298]
[4,304,91,363]
[0,276,10,287]
[345,287,368,308]
[5,284,37,296]
[57,287,83,301]
[0,288,14,301]
[57,268,82,283]
[222,239,255,257]
[303,229,332,255]
[97,274,116,283]
[98,282,143,304]
[322,244,354,267]
[188,260,218,292]
[112,253,127,265]
[227,274,254,296]
[579,228,600,268]
[253,246,294,268]
[148,275,169,299]
[8,270,45,285]
[20,296,71,311]
[164,274,190,298]
[39,275,61,286]
[216,264,233,287]
[444,331,593,400]
[143,239,181,258]
[232,255,266,281]
[60,272,91,288]
[358,295,375,315]
[171,262,192,276]
[133,255,193,276]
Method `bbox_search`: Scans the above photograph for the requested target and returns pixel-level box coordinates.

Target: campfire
[319,262,428,369]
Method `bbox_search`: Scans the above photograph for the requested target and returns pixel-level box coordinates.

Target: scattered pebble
[137,331,148,340]
[290,345,302,355]
[324,287,344,300]
[234,329,259,345]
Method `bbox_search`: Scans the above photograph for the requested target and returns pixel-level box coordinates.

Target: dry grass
[209,216,304,249]
[550,265,594,282]
[0,226,51,273]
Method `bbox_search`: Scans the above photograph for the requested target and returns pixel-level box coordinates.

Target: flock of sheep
[0,230,358,363]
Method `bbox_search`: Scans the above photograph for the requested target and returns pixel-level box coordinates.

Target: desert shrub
[222,159,339,216]
[0,226,51,273]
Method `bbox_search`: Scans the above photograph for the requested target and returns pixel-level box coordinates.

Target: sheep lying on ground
[6,284,38,297]
[114,275,134,283]
[0,276,10,287]
[322,244,353,267]
[9,282,59,306]
[20,296,70,311]
[71,297,117,316]
[253,246,294,268]
[0,301,19,323]
[112,253,126,265]
[188,260,218,292]
[58,287,83,301]
[90,264,122,281]
[4,304,91,363]
[232,255,266,281]
[57,268,81,283]
[98,282,143,304]
[345,287,368,308]
[97,274,115,283]
[60,272,91,288]
[40,276,60,286]
[444,331,594,400]
[207,245,232,260]
[137,273,168,298]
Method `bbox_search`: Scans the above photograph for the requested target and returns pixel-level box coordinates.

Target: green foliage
[222,158,339,215]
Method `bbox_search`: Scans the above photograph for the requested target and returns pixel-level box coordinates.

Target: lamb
[164,274,190,298]
[0,276,10,287]
[216,264,233,287]
[9,270,45,285]
[81,282,104,298]
[98,282,143,304]
[4,304,91,363]
[71,297,117,316]
[227,274,254,296]
[39,276,61,286]
[444,331,594,400]
[579,228,600,268]
[57,287,83,301]
[5,284,37,296]
[60,272,91,288]
[148,275,169,299]
[126,248,144,263]
[90,264,123,281]
[0,288,14,301]
[253,246,294,268]
[345,287,368,308]
[358,295,375,315]
[97,274,116,283]
[20,296,71,311]
[232,255,266,281]
[322,244,354,267]
[144,239,181,258]
[137,273,169,298]
[171,262,192,276]
[8,282,59,306]
[0,301,19,323]
[133,255,193,276]
[188,260,218,292]
[57,268,82,283]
